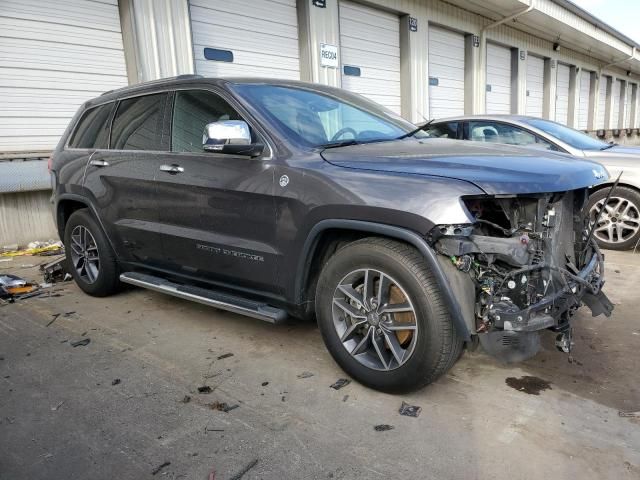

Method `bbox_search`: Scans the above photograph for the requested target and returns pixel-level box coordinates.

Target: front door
[155,88,278,295]
[83,92,171,267]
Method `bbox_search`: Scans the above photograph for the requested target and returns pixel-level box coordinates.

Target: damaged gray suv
[51,76,613,392]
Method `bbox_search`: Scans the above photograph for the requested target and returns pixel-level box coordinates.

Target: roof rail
[101,74,205,96]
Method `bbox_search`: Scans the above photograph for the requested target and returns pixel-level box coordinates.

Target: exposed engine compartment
[431,188,613,362]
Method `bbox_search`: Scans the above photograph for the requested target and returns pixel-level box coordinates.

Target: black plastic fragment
[330,378,350,390]
[399,401,422,417]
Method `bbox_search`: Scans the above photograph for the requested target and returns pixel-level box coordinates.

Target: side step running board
[119,272,287,324]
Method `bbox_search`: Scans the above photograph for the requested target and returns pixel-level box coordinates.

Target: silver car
[424,115,640,250]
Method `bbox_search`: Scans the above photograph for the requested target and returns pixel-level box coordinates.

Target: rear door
[156,88,278,294]
[83,92,171,266]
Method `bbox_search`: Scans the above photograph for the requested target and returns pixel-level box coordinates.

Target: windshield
[522,118,609,151]
[233,84,424,148]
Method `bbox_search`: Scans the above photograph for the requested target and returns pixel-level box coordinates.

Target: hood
[321,138,608,195]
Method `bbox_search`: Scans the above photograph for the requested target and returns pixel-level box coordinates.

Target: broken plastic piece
[374,424,395,431]
[398,401,422,417]
[198,386,213,394]
[70,338,90,347]
[297,371,314,379]
[330,378,351,390]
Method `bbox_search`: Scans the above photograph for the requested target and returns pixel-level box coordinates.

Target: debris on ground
[374,424,395,432]
[261,381,269,386]
[198,386,213,394]
[228,458,258,480]
[208,467,216,480]
[111,379,121,386]
[330,378,351,390]
[181,395,191,403]
[151,461,171,476]
[618,411,640,418]
[217,353,234,360]
[51,401,65,411]
[399,401,422,418]
[297,371,314,379]
[505,376,552,395]
[46,313,60,327]
[40,257,70,283]
[342,395,349,402]
[0,241,63,257]
[208,401,239,412]
[0,274,40,299]
[70,338,90,348]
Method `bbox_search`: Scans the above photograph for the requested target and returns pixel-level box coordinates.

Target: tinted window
[233,84,418,147]
[468,121,555,150]
[424,122,459,139]
[68,103,114,149]
[110,93,169,151]
[522,118,608,151]
[171,90,243,153]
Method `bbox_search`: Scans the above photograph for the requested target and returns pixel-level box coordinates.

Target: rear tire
[315,237,463,393]
[63,209,120,297]
[587,187,640,250]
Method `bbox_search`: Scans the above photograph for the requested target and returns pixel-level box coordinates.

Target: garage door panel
[597,77,607,129]
[578,71,591,130]
[190,5,298,39]
[429,26,465,118]
[190,0,297,27]
[0,0,128,153]
[0,17,124,49]
[340,1,400,113]
[0,39,126,76]
[486,43,512,114]
[612,79,622,128]
[339,2,399,32]
[555,64,570,125]
[525,55,544,118]
[0,0,121,32]
[191,0,300,80]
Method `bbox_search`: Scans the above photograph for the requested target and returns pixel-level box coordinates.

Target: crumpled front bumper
[489,243,613,333]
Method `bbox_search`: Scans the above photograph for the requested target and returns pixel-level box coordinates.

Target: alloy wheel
[69,225,100,284]
[331,269,418,371]
[589,196,640,244]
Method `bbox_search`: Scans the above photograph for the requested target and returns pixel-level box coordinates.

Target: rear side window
[110,93,169,151]
[68,103,114,149]
[424,122,459,139]
[171,90,244,153]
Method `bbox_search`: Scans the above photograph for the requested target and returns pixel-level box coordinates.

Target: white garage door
[486,43,512,114]
[339,1,401,114]
[578,70,592,130]
[525,55,544,118]
[428,26,465,119]
[190,0,300,80]
[624,83,634,128]
[0,0,128,153]
[555,64,570,125]
[597,76,608,129]
[612,79,622,128]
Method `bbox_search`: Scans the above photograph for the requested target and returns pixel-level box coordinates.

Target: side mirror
[202,120,264,157]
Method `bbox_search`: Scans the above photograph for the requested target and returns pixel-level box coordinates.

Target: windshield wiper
[395,118,435,140]
[600,142,617,151]
[319,139,360,149]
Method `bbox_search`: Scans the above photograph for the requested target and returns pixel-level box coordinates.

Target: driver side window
[468,121,555,150]
[171,90,244,153]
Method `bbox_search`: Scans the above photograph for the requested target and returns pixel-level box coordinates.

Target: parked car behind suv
[51,77,613,392]
[424,115,640,250]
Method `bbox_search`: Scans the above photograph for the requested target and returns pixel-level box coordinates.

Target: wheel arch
[56,194,116,253]
[296,219,471,341]
[589,181,640,195]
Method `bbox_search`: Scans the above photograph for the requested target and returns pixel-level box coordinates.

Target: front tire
[587,187,640,250]
[315,238,463,393]
[64,209,120,297]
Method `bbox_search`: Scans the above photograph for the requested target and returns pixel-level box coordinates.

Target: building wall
[0,190,57,247]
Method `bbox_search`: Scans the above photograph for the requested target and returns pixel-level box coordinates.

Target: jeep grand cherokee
[50,76,613,392]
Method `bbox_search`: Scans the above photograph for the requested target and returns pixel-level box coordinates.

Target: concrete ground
[1,250,639,480]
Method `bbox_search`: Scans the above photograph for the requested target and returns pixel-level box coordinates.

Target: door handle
[89,159,109,167]
[160,164,184,174]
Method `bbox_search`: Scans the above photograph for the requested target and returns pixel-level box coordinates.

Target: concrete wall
[0,191,57,247]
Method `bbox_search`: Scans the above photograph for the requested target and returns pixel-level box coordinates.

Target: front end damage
[429,188,614,362]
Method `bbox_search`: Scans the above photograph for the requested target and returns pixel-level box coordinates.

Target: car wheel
[315,237,463,393]
[587,187,640,250]
[64,209,121,297]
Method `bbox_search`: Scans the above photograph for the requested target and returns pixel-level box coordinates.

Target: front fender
[295,219,471,341]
